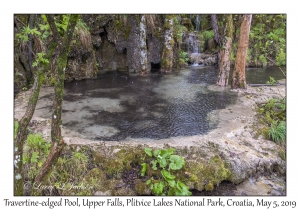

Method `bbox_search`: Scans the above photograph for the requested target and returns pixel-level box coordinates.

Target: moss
[52,145,234,195]
[135,179,152,195]
[92,146,146,177]
[183,155,232,191]
[205,182,214,191]
[278,148,286,161]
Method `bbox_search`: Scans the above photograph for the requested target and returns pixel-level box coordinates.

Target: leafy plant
[141,147,191,196]
[23,134,51,180]
[32,52,49,67]
[179,51,189,63]
[269,121,286,144]
[256,97,286,145]
[266,76,277,85]
[199,30,214,52]
[16,25,41,42]
[201,30,214,42]
[249,14,286,67]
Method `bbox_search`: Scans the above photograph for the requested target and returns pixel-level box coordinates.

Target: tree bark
[216,14,233,86]
[139,15,148,76]
[211,14,222,46]
[28,14,35,71]
[35,14,79,184]
[231,14,252,89]
[14,72,44,195]
[160,15,175,73]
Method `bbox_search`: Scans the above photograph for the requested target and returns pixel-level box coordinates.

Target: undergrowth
[21,132,99,196]
[256,97,286,146]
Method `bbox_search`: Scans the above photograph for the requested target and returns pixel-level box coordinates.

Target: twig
[266,56,286,77]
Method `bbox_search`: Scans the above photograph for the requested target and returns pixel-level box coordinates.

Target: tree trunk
[35,14,79,184]
[161,15,175,73]
[139,15,148,76]
[211,14,222,46]
[14,72,44,195]
[216,14,233,86]
[231,14,252,89]
[28,14,35,71]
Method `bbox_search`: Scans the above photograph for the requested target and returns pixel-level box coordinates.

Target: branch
[46,14,61,43]
[62,14,80,48]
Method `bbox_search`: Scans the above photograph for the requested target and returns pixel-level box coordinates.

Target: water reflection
[61,66,240,140]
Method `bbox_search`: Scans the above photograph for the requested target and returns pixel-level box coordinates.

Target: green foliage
[16,25,41,42]
[259,54,267,67]
[55,15,70,35]
[14,121,19,139]
[174,18,188,45]
[141,147,192,196]
[269,121,286,144]
[26,134,51,152]
[249,14,286,67]
[199,30,214,51]
[23,134,51,180]
[32,52,49,67]
[179,51,189,63]
[257,97,286,145]
[276,50,286,66]
[202,30,214,41]
[266,76,277,85]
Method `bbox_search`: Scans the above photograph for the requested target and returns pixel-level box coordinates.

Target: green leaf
[141,163,147,176]
[169,155,185,170]
[157,157,167,168]
[161,169,175,180]
[152,181,165,195]
[144,148,152,157]
[167,187,176,196]
[160,148,175,158]
[151,160,158,170]
[153,149,161,157]
[31,151,40,163]
[175,180,192,196]
[165,178,176,188]
[146,179,152,185]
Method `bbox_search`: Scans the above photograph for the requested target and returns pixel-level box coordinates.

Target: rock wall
[82,15,165,74]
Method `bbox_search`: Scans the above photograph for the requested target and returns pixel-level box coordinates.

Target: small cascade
[195,15,200,32]
[182,32,202,66]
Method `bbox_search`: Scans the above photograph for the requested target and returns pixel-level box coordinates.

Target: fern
[269,121,286,144]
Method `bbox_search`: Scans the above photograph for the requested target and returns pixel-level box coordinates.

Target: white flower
[54,115,57,119]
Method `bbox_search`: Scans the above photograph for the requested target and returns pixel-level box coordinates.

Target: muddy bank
[14,80,286,195]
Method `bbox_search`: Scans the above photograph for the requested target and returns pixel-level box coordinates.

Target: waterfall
[195,15,200,31]
[184,32,202,66]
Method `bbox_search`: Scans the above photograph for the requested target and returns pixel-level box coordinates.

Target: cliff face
[82,15,165,74]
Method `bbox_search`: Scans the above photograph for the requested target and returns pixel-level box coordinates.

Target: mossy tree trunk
[216,14,233,86]
[231,14,252,89]
[139,15,148,76]
[35,14,80,184]
[14,72,44,195]
[28,14,36,71]
[14,16,59,195]
[160,15,175,73]
[14,14,79,195]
